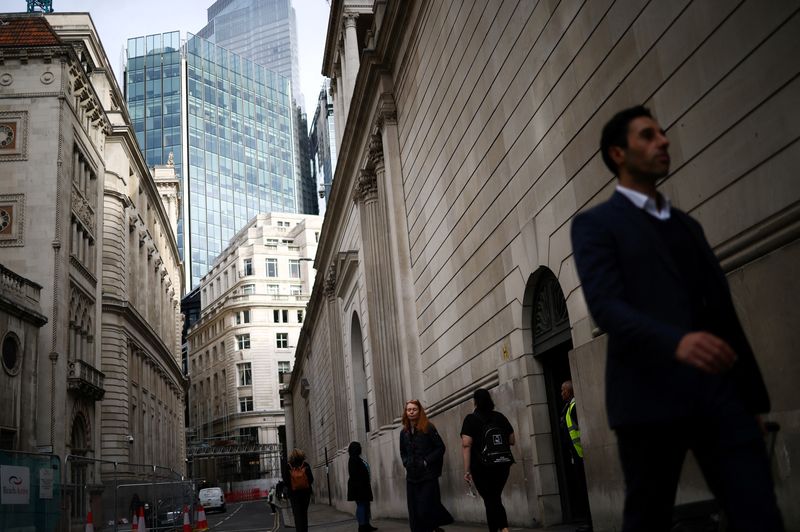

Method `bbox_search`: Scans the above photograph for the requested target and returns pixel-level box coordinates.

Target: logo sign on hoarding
[1,465,31,505]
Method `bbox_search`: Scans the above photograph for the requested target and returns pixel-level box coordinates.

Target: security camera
[127,435,134,444]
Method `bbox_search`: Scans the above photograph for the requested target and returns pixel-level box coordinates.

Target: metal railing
[64,455,192,532]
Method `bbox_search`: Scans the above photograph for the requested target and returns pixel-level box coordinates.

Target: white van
[198,487,226,513]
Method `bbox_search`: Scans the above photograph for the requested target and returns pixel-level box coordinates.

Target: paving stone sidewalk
[279,501,578,531]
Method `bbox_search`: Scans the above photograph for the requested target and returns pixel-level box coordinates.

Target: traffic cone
[131,510,138,531]
[182,505,192,532]
[195,504,208,531]
[84,507,94,532]
[137,506,148,532]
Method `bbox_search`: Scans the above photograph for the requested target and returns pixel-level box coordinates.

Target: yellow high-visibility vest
[565,399,583,458]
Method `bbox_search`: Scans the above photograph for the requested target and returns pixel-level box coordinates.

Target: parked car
[156,498,186,530]
[198,487,226,513]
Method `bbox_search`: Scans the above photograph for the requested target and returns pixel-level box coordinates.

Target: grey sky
[40,0,331,111]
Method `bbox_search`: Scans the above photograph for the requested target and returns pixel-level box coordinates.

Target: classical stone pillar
[353,169,404,427]
[331,76,344,156]
[374,96,424,401]
[343,14,360,115]
[324,265,350,448]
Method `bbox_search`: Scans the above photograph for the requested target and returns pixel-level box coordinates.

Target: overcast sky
[35,0,331,111]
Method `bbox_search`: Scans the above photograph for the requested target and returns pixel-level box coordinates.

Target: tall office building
[125,31,298,288]
[309,79,337,211]
[198,0,319,217]
[198,0,302,109]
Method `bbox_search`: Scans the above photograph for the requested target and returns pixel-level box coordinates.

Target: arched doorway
[350,312,369,442]
[69,413,90,523]
[528,267,589,524]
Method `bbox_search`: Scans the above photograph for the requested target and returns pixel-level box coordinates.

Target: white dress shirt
[616,185,672,220]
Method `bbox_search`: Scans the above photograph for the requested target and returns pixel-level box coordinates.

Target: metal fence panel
[0,451,61,532]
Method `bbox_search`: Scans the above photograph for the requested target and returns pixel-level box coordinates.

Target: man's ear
[609,145,626,169]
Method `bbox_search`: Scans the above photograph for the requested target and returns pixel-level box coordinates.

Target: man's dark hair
[600,105,653,175]
[473,388,495,412]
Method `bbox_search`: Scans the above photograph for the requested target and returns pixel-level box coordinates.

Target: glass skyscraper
[198,0,302,108]
[125,31,297,288]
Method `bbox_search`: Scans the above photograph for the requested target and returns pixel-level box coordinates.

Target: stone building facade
[0,264,47,451]
[187,212,320,485]
[286,1,800,529]
[0,13,185,529]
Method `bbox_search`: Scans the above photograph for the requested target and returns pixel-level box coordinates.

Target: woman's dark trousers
[472,465,511,532]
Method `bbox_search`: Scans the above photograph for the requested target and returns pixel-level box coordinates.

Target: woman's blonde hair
[288,448,306,467]
[402,399,431,433]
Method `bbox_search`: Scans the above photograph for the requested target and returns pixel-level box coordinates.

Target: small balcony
[68,359,105,401]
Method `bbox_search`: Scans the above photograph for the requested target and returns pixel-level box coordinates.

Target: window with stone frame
[276,332,288,349]
[242,284,255,294]
[236,334,250,350]
[238,362,252,386]
[239,396,254,412]
[289,259,300,279]
[278,360,291,378]
[266,258,278,277]
[243,258,253,276]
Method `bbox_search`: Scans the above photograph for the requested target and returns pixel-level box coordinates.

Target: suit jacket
[571,191,769,428]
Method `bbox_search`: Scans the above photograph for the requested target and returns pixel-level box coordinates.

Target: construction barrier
[0,450,61,531]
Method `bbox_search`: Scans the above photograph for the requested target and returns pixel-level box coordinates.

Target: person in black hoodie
[460,388,515,532]
[348,441,377,531]
[287,448,314,532]
[400,399,454,532]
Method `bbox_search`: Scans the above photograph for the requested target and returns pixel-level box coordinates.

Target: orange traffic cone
[182,505,192,532]
[195,504,208,531]
[137,506,148,532]
[84,507,94,532]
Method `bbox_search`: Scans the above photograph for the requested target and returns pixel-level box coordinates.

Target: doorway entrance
[529,268,589,523]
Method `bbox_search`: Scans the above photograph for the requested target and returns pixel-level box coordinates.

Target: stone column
[331,76,344,157]
[343,14,360,116]
[353,169,404,427]
[324,265,350,448]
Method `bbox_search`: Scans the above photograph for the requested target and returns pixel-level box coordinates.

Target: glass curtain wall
[185,33,296,287]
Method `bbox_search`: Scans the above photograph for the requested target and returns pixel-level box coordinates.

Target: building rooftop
[0,15,62,47]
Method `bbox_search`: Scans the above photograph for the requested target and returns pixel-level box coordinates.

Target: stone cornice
[316,0,411,273]
[0,292,48,326]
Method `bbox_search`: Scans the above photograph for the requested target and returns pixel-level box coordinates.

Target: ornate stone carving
[343,13,358,29]
[71,192,95,234]
[368,134,383,169]
[353,169,378,204]
[324,264,337,299]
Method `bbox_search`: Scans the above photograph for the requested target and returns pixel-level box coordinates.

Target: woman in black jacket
[400,400,453,532]
[347,441,377,531]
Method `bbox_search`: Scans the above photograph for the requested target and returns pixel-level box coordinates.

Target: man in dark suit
[570,106,783,531]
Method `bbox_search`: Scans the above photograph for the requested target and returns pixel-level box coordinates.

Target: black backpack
[477,412,514,466]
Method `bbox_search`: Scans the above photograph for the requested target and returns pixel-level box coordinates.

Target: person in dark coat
[287,448,314,532]
[460,388,515,532]
[347,441,377,531]
[570,105,783,531]
[400,399,454,532]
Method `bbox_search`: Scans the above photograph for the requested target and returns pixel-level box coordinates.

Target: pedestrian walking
[287,448,314,532]
[348,441,378,531]
[460,388,515,532]
[400,399,454,532]
[268,486,277,514]
[570,105,784,531]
